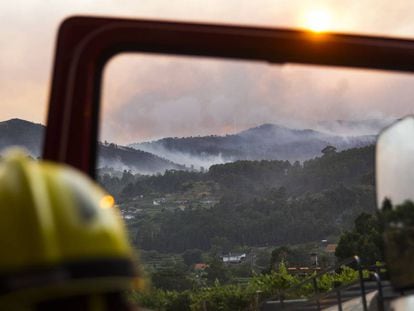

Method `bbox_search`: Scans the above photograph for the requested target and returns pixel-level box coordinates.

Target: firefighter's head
[0,149,143,310]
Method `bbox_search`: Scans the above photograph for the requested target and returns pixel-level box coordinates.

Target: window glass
[99,54,413,295]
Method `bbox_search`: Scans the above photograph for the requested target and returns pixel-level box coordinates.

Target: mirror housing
[376,116,414,289]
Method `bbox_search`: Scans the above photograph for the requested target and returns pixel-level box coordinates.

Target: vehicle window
[97,54,414,300]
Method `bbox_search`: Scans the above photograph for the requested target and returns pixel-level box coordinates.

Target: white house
[221,253,246,263]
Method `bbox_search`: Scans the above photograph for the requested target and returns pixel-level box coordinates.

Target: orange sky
[1,1,414,143]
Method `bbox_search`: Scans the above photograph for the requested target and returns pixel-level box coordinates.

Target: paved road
[323,291,377,311]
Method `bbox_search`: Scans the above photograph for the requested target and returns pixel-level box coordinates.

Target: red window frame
[43,16,414,178]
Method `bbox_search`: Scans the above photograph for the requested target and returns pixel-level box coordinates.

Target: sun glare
[303,9,332,33]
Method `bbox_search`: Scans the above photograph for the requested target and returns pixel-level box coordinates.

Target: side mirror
[376,116,414,289]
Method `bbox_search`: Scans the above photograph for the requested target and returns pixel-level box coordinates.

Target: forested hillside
[0,119,376,259]
[98,143,185,174]
[99,145,376,253]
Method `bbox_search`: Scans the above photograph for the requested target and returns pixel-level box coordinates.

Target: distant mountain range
[0,118,390,174]
[0,119,183,174]
[130,123,380,168]
[0,118,44,156]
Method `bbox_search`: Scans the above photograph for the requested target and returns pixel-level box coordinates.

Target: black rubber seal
[0,258,136,295]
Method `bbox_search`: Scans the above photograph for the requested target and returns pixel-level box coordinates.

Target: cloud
[101,54,414,144]
[1,0,414,139]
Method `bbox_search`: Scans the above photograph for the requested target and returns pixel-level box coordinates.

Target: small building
[221,253,246,264]
[325,244,337,254]
[153,198,166,205]
[194,263,209,271]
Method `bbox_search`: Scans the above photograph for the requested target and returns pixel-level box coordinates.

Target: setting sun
[303,9,332,33]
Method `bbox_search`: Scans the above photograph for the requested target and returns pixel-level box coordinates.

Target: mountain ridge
[0,119,184,174]
[130,122,377,168]
[0,118,382,173]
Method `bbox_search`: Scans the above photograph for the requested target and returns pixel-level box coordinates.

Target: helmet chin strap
[0,258,137,296]
[1,291,138,311]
